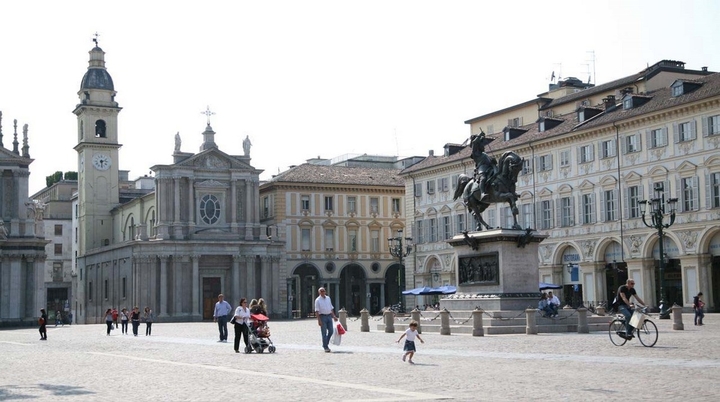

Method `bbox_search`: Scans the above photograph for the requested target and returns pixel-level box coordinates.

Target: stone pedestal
[441,229,547,311]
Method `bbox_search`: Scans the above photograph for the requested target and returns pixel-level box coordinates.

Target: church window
[95,119,107,138]
[200,194,221,224]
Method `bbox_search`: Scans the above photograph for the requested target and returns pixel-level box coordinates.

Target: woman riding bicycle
[616,279,647,339]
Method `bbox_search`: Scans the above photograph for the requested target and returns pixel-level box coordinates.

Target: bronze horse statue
[453,151,524,231]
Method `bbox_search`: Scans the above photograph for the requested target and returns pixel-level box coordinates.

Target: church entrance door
[202,277,222,320]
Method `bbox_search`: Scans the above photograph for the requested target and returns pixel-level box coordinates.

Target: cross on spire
[201,105,215,126]
[93,32,100,47]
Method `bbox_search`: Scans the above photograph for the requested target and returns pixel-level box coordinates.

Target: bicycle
[608,306,658,347]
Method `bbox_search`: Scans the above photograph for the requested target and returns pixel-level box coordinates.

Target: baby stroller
[245,313,276,354]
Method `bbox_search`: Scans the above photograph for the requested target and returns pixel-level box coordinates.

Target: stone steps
[376,310,614,335]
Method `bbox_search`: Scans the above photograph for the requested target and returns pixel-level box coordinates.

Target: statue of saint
[243,135,252,156]
[174,132,181,152]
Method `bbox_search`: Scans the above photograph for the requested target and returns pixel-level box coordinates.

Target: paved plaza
[1,314,718,401]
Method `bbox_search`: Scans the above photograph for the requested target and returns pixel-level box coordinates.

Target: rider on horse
[465,132,497,201]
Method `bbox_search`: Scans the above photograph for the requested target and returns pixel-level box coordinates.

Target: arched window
[95,119,106,138]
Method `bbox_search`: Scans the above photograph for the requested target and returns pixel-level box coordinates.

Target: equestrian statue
[452,132,524,231]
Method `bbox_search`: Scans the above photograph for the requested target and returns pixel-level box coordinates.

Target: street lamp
[388,229,413,310]
[638,182,677,319]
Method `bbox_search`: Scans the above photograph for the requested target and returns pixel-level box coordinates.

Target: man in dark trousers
[616,279,646,339]
[213,294,233,343]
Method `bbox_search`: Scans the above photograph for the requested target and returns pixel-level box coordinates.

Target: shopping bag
[335,322,346,335]
[331,331,342,346]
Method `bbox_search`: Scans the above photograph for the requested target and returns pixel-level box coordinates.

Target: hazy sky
[1,0,719,194]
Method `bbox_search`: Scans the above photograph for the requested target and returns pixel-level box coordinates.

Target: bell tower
[73,37,122,255]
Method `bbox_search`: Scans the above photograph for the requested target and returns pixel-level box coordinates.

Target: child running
[396,320,424,364]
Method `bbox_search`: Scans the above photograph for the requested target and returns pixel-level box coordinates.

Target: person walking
[396,320,424,364]
[119,307,129,334]
[112,308,119,329]
[130,306,141,336]
[55,310,63,327]
[213,294,233,343]
[104,308,114,336]
[38,308,48,341]
[233,298,251,353]
[694,292,705,326]
[143,307,154,336]
[314,287,337,353]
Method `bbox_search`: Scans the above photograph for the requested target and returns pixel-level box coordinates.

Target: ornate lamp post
[638,183,677,319]
[388,229,413,310]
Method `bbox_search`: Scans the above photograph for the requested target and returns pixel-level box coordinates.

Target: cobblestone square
[1,314,718,401]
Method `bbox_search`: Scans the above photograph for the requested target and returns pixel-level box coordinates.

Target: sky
[1,0,719,195]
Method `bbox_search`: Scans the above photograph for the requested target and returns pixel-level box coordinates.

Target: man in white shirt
[314,287,338,352]
[547,291,560,317]
[213,294,233,342]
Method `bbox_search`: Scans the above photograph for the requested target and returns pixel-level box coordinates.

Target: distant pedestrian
[213,294,232,342]
[232,298,251,353]
[257,298,268,315]
[249,299,260,314]
[314,287,337,353]
[55,310,63,327]
[396,320,424,364]
[120,307,129,334]
[131,306,141,336]
[112,308,119,329]
[694,292,705,326]
[39,308,47,341]
[143,307,154,336]
[104,308,114,335]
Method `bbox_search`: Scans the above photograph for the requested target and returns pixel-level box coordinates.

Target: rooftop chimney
[602,95,616,111]
[702,66,708,72]
[429,150,434,157]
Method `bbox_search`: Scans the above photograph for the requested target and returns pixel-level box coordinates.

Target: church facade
[0,113,48,326]
[73,44,283,324]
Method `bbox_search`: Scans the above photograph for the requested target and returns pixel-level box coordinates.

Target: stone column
[365,283,371,313]
[231,180,238,232]
[173,178,183,239]
[260,256,270,304]
[411,309,421,333]
[360,308,369,332]
[525,308,538,335]
[339,308,347,331]
[9,258,21,318]
[383,310,395,333]
[440,309,451,335]
[174,256,183,315]
[672,304,684,330]
[245,180,253,240]
[188,178,195,233]
[271,256,280,315]
[159,255,168,316]
[232,255,241,305]
[155,178,169,239]
[577,307,589,333]
[246,256,255,299]
[380,283,385,311]
[472,308,484,337]
[192,255,200,317]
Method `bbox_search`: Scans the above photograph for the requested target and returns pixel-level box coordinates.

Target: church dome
[80,46,114,91]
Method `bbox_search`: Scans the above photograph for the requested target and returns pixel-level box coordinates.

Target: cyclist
[616,279,646,339]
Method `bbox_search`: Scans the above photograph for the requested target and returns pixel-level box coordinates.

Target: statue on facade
[243,135,252,156]
[174,132,181,152]
[453,132,524,231]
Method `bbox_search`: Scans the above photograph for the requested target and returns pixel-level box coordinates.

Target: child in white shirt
[396,320,424,364]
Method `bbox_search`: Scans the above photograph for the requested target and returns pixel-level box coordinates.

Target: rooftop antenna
[552,63,563,82]
[93,32,100,47]
[586,50,596,84]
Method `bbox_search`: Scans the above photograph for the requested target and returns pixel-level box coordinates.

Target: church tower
[73,40,121,255]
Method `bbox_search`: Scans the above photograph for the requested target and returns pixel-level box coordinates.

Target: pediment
[623,171,643,182]
[415,209,424,217]
[0,146,31,163]
[537,187,553,197]
[599,175,617,186]
[425,207,438,215]
[298,218,313,227]
[519,190,534,200]
[439,205,452,214]
[368,219,382,229]
[557,184,573,194]
[648,166,669,177]
[705,155,720,167]
[321,219,337,228]
[677,160,697,173]
[195,179,229,189]
[578,179,595,190]
[453,202,465,211]
[175,148,252,171]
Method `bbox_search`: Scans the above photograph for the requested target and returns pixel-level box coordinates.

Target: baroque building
[401,60,720,312]
[0,112,48,326]
[31,180,77,324]
[259,155,420,316]
[72,43,282,323]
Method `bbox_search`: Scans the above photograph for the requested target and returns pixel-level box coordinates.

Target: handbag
[230,317,237,324]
